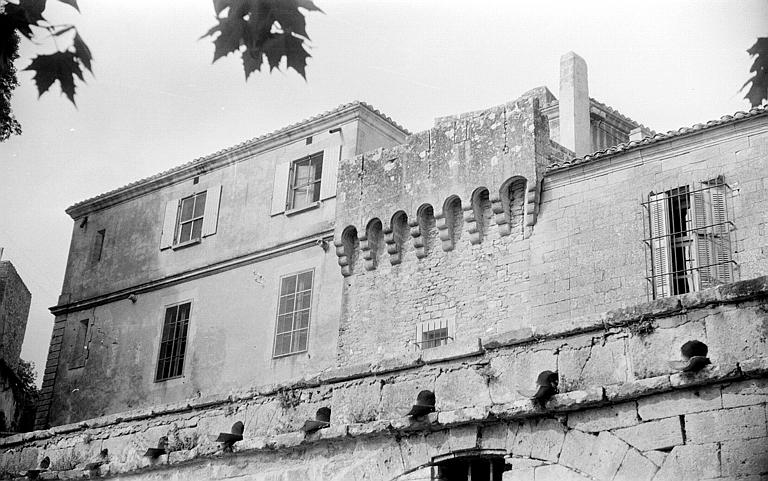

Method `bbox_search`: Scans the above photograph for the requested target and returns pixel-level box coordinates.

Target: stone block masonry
[1,277,767,480]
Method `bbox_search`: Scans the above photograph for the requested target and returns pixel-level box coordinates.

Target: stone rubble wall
[1,278,768,480]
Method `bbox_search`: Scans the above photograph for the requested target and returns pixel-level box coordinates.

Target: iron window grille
[176,191,207,244]
[273,270,314,357]
[642,176,736,299]
[287,152,323,210]
[417,319,452,349]
[432,453,505,481]
[156,302,191,381]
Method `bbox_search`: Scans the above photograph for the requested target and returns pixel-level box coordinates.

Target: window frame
[155,300,193,382]
[68,319,90,369]
[643,177,735,300]
[286,152,323,212]
[272,269,315,358]
[174,191,207,247]
[417,319,453,350]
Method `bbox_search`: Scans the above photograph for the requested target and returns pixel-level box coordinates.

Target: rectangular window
[643,177,735,299]
[177,191,207,244]
[69,319,90,368]
[90,229,105,265]
[156,302,191,381]
[287,152,323,210]
[273,270,314,357]
[417,319,452,349]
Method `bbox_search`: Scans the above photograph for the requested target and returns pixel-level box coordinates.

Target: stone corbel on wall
[524,179,542,236]
[383,226,402,265]
[435,213,454,252]
[409,219,428,259]
[334,238,352,277]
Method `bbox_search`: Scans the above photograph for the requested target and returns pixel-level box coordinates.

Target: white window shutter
[160,199,178,250]
[202,184,222,237]
[710,182,732,284]
[648,192,672,298]
[320,147,340,200]
[270,162,291,215]
[692,190,713,289]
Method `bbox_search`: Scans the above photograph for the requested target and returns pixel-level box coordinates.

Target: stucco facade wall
[334,108,768,367]
[45,244,342,427]
[2,278,767,480]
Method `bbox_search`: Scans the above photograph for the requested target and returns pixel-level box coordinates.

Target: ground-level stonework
[3,278,768,480]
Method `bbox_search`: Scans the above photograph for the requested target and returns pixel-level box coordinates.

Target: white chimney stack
[559,52,591,157]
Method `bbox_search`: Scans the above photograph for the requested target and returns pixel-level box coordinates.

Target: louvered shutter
[160,199,179,250]
[648,192,672,298]
[320,148,339,200]
[270,162,291,215]
[202,184,221,237]
[692,190,713,289]
[710,182,732,283]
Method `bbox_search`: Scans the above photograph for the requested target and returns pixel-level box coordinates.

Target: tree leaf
[242,48,263,80]
[18,0,47,25]
[208,16,247,62]
[296,0,322,13]
[73,32,93,73]
[57,0,80,12]
[24,51,83,105]
[260,31,309,77]
[51,25,76,36]
[742,38,768,107]
[272,0,309,39]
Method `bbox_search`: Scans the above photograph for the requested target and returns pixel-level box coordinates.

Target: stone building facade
[0,260,32,433]
[1,53,766,480]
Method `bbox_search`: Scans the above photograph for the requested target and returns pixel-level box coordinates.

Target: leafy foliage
[0,25,21,141]
[202,0,322,80]
[742,38,768,107]
[0,0,91,140]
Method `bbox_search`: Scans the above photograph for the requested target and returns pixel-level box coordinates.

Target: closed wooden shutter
[648,192,672,298]
[692,190,713,289]
[320,147,339,200]
[710,182,731,283]
[202,184,221,237]
[270,162,291,215]
[160,199,179,249]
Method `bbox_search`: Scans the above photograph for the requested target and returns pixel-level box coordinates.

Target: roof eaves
[547,105,768,173]
[66,101,409,217]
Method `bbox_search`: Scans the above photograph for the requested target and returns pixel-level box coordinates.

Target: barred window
[156,302,191,381]
[643,176,735,299]
[288,152,323,210]
[432,454,505,481]
[273,270,313,357]
[417,319,452,349]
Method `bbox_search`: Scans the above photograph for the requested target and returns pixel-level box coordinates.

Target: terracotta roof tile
[548,104,768,172]
[67,101,409,214]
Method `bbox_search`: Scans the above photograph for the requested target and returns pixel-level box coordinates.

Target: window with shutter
[644,177,735,299]
[287,152,323,211]
[159,184,222,250]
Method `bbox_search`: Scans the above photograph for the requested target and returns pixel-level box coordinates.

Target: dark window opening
[433,455,505,481]
[156,302,191,381]
[70,319,89,368]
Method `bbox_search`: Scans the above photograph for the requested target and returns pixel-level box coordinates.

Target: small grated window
[156,302,191,381]
[417,319,452,349]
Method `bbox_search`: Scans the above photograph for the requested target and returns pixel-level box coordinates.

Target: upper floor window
[160,185,221,250]
[273,270,314,357]
[156,301,191,381]
[178,191,206,244]
[288,152,323,211]
[643,176,735,299]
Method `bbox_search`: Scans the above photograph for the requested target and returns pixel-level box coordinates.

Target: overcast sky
[1,0,766,385]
